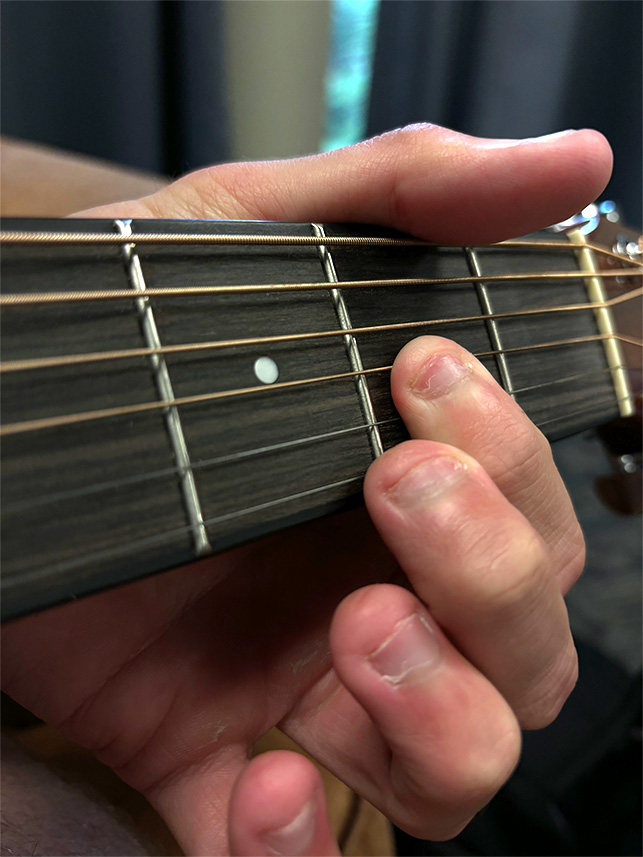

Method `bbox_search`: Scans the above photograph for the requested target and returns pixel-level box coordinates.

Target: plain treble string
[9,388,638,583]
[3,417,402,515]
[3,361,634,517]
[16,475,367,584]
[5,360,632,517]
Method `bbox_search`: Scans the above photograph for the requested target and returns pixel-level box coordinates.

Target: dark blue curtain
[367,0,642,227]
[1,0,230,176]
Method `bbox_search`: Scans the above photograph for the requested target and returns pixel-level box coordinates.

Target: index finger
[390,336,585,592]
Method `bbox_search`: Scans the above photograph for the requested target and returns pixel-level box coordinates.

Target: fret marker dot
[254,356,279,385]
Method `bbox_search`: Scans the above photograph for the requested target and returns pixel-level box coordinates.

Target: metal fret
[465,246,515,398]
[114,220,211,556]
[312,223,383,458]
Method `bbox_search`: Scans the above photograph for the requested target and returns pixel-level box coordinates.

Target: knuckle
[455,523,549,614]
[450,716,522,805]
[376,123,437,153]
[557,519,587,590]
[391,716,521,840]
[175,162,269,220]
[398,814,470,843]
[519,643,579,730]
[490,419,550,495]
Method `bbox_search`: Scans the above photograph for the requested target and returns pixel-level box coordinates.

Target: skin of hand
[1,124,612,856]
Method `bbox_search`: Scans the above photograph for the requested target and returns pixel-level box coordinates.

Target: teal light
[320,0,380,152]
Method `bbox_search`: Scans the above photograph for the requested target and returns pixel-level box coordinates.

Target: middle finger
[364,440,578,728]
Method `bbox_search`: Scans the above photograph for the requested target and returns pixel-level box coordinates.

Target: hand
[2,124,611,855]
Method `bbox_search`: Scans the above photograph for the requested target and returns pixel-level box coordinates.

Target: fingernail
[387,456,468,509]
[411,353,473,398]
[262,799,315,856]
[369,611,441,684]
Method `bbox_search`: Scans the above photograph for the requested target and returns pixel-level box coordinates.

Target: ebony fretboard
[0,218,622,620]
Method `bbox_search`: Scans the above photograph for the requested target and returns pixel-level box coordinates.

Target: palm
[2,508,395,830]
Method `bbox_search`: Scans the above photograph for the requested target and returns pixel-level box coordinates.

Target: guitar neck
[0,217,636,620]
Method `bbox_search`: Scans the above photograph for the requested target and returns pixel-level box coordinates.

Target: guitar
[1,213,641,622]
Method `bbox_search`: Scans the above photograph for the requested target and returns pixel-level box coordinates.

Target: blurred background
[1,0,641,225]
[1,2,641,856]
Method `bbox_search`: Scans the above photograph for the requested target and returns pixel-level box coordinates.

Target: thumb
[79,124,612,244]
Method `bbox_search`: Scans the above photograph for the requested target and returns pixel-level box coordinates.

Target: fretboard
[0,218,635,620]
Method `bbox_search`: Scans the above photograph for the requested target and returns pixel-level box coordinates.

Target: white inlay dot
[254,356,279,385]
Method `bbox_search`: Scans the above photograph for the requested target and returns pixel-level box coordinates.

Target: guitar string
[2,362,629,517]
[2,417,401,514]
[1,230,641,268]
[15,475,367,585]
[10,390,634,583]
[3,230,639,580]
[2,332,640,438]
[2,286,642,374]
[536,392,638,430]
[1,267,641,307]
[2,232,638,434]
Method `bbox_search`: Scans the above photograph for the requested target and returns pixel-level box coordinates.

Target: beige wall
[223,0,331,161]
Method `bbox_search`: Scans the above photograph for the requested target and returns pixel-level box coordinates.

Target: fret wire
[1,230,641,267]
[1,293,639,375]
[312,222,383,458]
[3,416,402,516]
[1,332,639,439]
[115,218,211,558]
[1,268,640,307]
[465,245,515,398]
